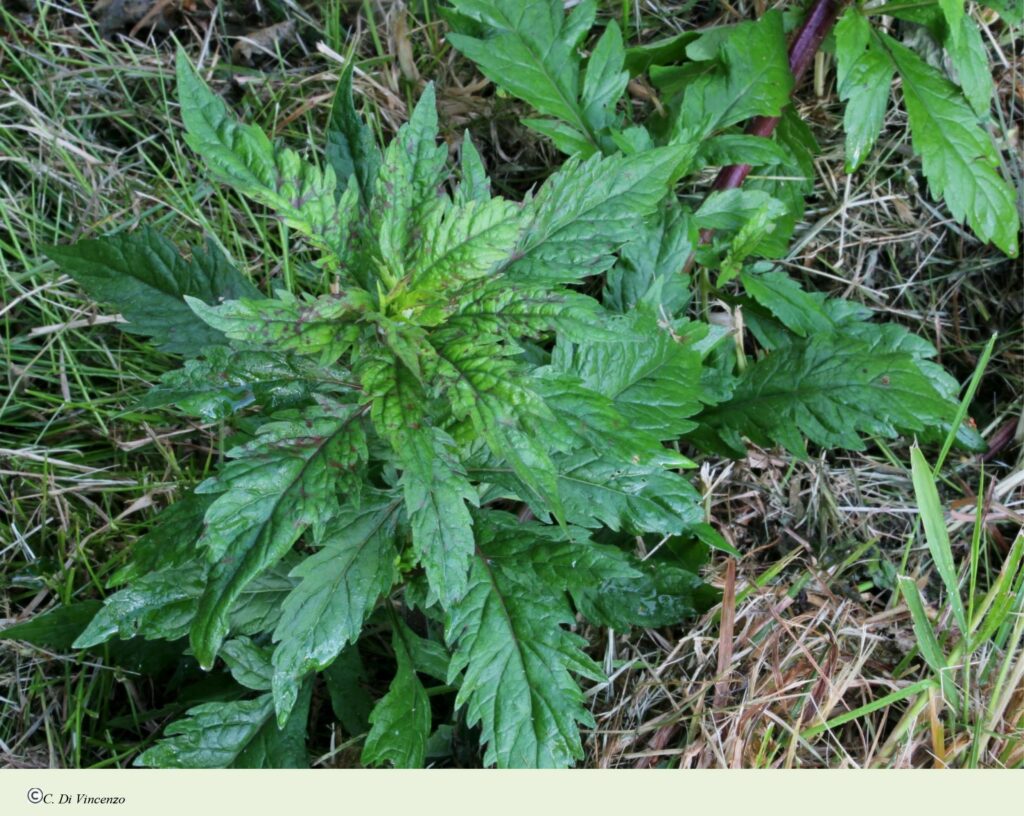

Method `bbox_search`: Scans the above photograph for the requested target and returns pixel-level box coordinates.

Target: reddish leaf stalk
[685,0,847,271]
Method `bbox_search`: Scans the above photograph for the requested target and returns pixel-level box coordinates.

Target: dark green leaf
[575,557,713,629]
[509,146,693,284]
[695,332,961,455]
[445,544,601,767]
[672,12,792,143]
[235,681,312,768]
[835,9,893,172]
[323,646,375,736]
[187,289,372,365]
[176,50,357,267]
[553,310,703,439]
[447,0,593,147]
[326,62,382,206]
[136,695,276,767]
[580,21,628,133]
[0,601,103,651]
[74,564,206,648]
[270,497,400,721]
[361,623,432,768]
[221,636,273,691]
[43,229,260,357]
[944,14,993,117]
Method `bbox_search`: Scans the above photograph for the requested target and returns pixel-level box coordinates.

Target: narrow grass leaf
[910,445,969,638]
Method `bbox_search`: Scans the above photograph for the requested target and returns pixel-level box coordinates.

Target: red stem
[688,0,847,261]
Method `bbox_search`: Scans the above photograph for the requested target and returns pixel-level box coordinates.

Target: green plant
[445,0,1020,257]
[23,0,1013,768]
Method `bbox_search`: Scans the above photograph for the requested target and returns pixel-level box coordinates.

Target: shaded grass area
[1,0,1021,767]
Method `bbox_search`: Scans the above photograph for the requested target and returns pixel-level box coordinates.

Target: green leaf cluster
[834,6,1018,255]
[450,1,1018,257]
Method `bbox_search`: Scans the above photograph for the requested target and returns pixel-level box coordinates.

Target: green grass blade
[910,445,968,637]
[934,332,996,473]
[801,678,938,739]
[971,532,1024,648]
[897,575,960,710]
[896,576,946,674]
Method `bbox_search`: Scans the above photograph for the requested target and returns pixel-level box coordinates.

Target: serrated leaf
[407,197,520,294]
[553,310,703,439]
[509,146,692,284]
[532,371,690,468]
[880,34,1018,256]
[270,497,400,721]
[945,14,993,117]
[475,510,639,592]
[737,291,985,451]
[695,188,785,232]
[373,84,449,278]
[404,631,451,683]
[139,347,311,422]
[404,429,480,607]
[448,280,605,342]
[672,12,792,142]
[478,451,703,537]
[228,556,301,637]
[190,401,368,668]
[835,10,893,172]
[364,358,478,606]
[136,686,311,768]
[445,543,602,767]
[74,563,206,648]
[235,681,312,768]
[604,199,695,314]
[447,0,593,147]
[553,451,704,535]
[43,229,260,357]
[580,21,628,133]
[695,332,960,455]
[176,50,357,268]
[739,267,833,338]
[326,61,381,207]
[456,133,491,204]
[433,329,564,524]
[716,200,786,284]
[136,695,275,768]
[575,557,710,629]
[361,623,432,768]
